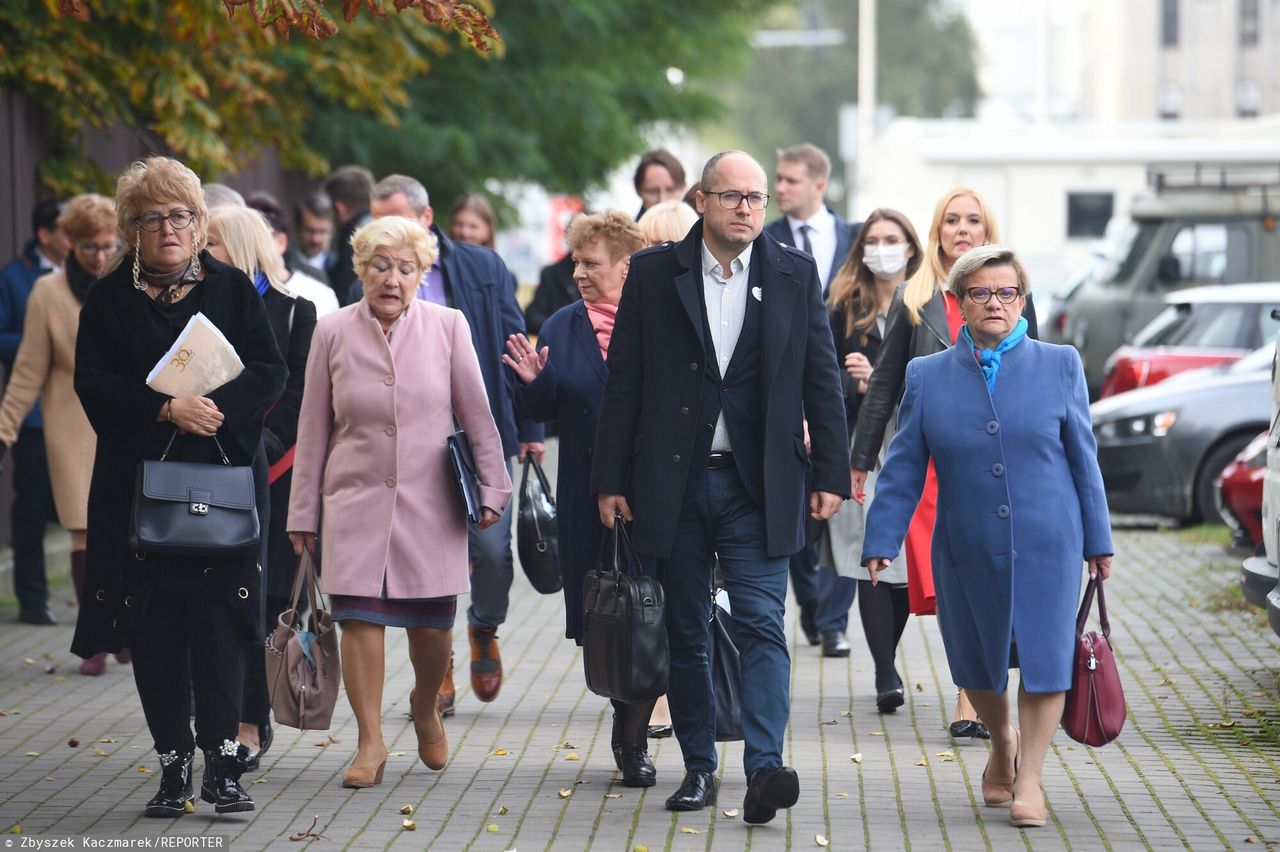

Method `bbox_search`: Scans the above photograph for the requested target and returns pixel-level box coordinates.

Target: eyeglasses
[963,286,1022,304]
[134,209,197,232]
[77,242,119,256]
[703,190,770,211]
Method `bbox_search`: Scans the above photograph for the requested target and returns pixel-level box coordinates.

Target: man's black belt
[706,451,735,470]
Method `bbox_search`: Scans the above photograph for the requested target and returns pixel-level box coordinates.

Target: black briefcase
[130,431,259,557]
[517,455,561,594]
[447,428,481,524]
[582,520,667,703]
[709,599,744,742]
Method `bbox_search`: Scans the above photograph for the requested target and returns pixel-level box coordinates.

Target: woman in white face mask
[822,208,922,713]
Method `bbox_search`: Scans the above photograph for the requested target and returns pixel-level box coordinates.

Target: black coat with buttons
[591,221,851,559]
[70,254,286,657]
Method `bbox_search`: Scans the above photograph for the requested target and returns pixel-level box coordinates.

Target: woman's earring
[131,231,143,291]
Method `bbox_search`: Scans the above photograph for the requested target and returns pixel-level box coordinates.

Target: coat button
[124,596,134,607]
[997,505,1010,519]
[257,563,263,573]
[584,406,591,416]
[672,454,681,463]
[95,590,105,601]
[386,476,397,487]
[705,423,714,432]
[689,362,699,371]
[680,406,689,415]
[238,587,249,599]
[204,566,213,574]
[385,425,396,436]
[986,421,999,434]
[992,463,1004,476]
[384,375,395,386]
[586,447,593,457]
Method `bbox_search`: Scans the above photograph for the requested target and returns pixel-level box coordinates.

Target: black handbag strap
[522,454,552,497]
[598,513,645,578]
[1075,576,1111,640]
[159,427,231,466]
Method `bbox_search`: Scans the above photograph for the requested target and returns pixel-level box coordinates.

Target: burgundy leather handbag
[1062,576,1126,746]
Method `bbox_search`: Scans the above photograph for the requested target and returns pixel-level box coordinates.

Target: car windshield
[1228,341,1276,374]
[1133,303,1191,346]
[1103,220,1161,286]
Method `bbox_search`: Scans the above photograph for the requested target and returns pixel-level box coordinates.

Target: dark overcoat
[763,211,859,291]
[513,300,608,640]
[861,339,1113,693]
[71,254,287,656]
[590,221,851,559]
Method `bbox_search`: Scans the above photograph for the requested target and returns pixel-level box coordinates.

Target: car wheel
[1192,435,1255,525]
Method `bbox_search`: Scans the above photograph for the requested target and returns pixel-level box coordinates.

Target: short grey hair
[946,244,1029,299]
[372,174,431,216]
[204,183,246,209]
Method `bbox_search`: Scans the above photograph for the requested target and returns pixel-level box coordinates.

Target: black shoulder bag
[517,455,561,594]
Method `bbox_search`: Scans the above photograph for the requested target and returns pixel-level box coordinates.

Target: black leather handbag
[130,430,259,557]
[709,597,744,742]
[582,519,668,703]
[517,455,561,594]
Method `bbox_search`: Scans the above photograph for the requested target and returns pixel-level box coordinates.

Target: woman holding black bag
[72,157,286,818]
[502,210,656,787]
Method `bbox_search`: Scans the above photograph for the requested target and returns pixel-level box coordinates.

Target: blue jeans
[658,467,790,777]
[467,458,515,630]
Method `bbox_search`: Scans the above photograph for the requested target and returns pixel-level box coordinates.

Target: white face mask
[863,243,909,278]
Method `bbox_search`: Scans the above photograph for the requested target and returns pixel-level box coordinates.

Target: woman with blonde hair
[205,206,319,773]
[0,194,117,674]
[849,188,1038,739]
[638,199,698,246]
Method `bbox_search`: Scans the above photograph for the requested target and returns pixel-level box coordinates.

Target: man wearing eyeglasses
[593,151,850,824]
[633,149,688,220]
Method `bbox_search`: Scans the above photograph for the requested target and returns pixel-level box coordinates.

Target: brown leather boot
[436,652,456,718]
[468,626,502,703]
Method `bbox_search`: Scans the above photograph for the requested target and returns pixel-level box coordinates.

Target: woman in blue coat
[862,245,1113,830]
[503,211,655,787]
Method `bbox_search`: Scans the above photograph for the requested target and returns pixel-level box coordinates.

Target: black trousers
[129,589,245,755]
[11,427,55,610]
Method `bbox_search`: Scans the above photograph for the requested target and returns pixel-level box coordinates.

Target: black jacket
[590,221,850,559]
[829,304,885,434]
[71,254,287,655]
[525,254,578,335]
[849,287,1038,470]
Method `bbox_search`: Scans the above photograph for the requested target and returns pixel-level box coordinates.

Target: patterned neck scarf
[959,316,1029,394]
[140,254,201,305]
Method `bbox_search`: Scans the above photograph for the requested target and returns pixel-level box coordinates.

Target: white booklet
[146,312,244,397]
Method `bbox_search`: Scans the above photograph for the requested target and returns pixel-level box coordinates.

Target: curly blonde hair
[115,157,208,248]
[567,210,645,262]
[351,216,438,281]
[57,194,116,243]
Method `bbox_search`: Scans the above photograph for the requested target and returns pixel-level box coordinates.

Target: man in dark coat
[592,151,850,824]
[350,175,544,713]
[322,165,373,305]
[0,199,67,624]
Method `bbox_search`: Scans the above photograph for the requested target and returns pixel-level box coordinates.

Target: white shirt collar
[700,239,754,281]
[34,248,60,273]
[787,205,834,234]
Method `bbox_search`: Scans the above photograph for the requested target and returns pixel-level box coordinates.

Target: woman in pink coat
[288,216,511,789]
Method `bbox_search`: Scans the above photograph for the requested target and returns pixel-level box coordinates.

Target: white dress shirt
[701,240,753,453]
[286,269,340,317]
[787,206,837,289]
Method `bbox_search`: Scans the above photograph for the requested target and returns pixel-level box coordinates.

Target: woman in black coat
[206,206,317,772]
[72,158,286,818]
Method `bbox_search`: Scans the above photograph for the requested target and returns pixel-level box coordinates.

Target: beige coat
[0,271,96,528]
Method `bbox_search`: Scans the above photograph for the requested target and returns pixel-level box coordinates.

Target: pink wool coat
[287,301,512,599]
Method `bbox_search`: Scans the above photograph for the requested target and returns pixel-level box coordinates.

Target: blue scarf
[253,270,270,296]
[959,316,1028,394]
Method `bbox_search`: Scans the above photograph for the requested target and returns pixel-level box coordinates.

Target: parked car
[1064,168,1280,398]
[1216,430,1267,549]
[1100,282,1280,397]
[1239,326,1280,638]
[1041,249,1107,345]
[1091,342,1273,524]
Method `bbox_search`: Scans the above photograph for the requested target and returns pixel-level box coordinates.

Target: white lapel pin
[752,286,762,302]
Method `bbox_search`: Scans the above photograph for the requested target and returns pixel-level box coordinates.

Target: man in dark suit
[350,175,544,715]
[593,151,850,824]
[762,143,860,656]
[322,165,374,305]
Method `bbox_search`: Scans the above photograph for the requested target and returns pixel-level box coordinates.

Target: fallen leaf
[99,738,118,744]
[850,753,862,764]
[834,792,849,798]
[840,710,852,717]
[557,789,572,799]
[821,719,838,726]
[870,731,883,737]
[137,766,151,773]
[816,835,831,847]
[44,665,57,674]
[289,815,322,841]
[314,741,328,747]
[402,819,416,831]
[498,806,509,815]
[916,683,923,691]
[1161,677,1175,686]
[1243,709,1257,717]
[574,779,589,785]
[43,777,53,782]
[183,801,195,814]
[93,747,108,757]
[722,808,739,817]
[0,709,6,716]
[1219,720,1236,729]
[400,805,414,815]
[68,738,80,748]
[936,750,955,761]
[252,778,267,785]
[1244,838,1257,845]
[565,752,581,761]
[679,826,700,834]
[24,751,39,757]
[388,751,406,757]
[915,757,928,766]
[487,824,500,833]
[492,748,509,756]
[604,793,623,799]
[553,740,576,750]
[23,658,35,665]
[9,824,21,834]
[634,846,649,852]
[1252,691,1264,698]
[54,676,65,683]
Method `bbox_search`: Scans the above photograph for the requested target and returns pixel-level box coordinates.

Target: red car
[1100,283,1280,398]
[1217,430,1269,550]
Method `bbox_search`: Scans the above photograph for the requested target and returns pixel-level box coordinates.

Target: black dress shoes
[144,752,194,817]
[619,746,656,787]
[743,765,800,825]
[949,719,992,740]
[876,688,906,713]
[821,631,850,658]
[18,606,56,625]
[243,721,273,773]
[799,602,819,646]
[665,771,718,811]
[647,724,673,739]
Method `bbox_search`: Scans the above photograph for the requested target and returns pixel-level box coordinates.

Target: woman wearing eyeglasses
[0,194,117,674]
[862,245,1112,829]
[71,157,286,818]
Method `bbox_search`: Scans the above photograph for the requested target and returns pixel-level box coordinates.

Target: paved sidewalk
[1,521,1278,850]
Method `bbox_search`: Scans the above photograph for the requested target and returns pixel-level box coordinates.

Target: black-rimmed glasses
[134,209,197,232]
[963,286,1021,304]
[77,242,120,256]
[702,190,770,211]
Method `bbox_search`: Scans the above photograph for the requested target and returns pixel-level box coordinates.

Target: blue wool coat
[861,337,1112,693]
[514,300,608,641]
